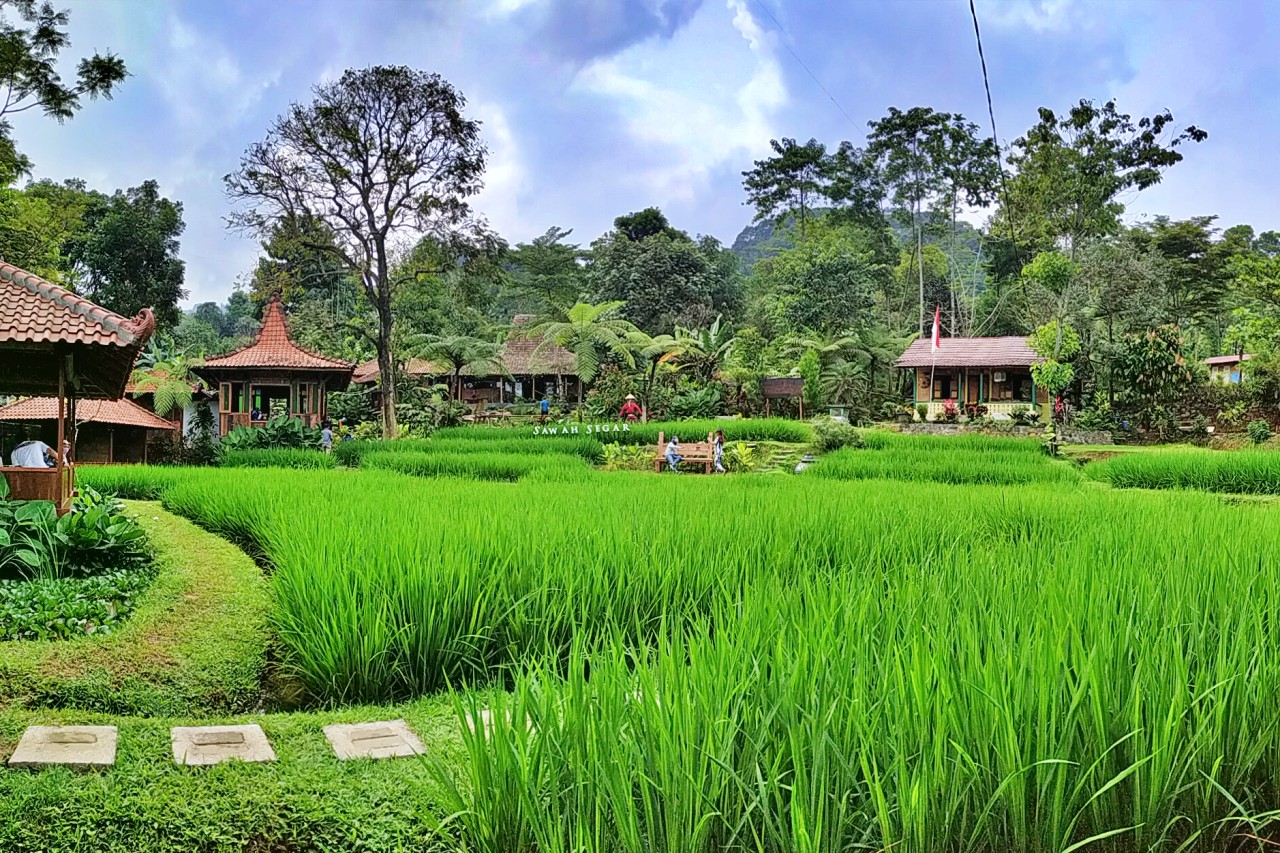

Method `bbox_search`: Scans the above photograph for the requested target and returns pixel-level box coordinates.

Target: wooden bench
[654,431,716,473]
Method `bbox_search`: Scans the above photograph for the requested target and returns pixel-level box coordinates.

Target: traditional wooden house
[1204,353,1251,384]
[0,396,176,464]
[198,293,354,435]
[351,316,580,405]
[895,336,1049,419]
[0,260,155,509]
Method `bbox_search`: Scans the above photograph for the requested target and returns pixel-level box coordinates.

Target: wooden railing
[0,465,73,512]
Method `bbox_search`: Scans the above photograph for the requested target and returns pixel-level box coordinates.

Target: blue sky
[12,0,1279,307]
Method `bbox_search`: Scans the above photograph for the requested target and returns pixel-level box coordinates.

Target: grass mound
[0,502,271,715]
[809,431,1078,486]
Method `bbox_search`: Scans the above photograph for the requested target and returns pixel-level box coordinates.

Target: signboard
[761,377,803,399]
[532,423,632,437]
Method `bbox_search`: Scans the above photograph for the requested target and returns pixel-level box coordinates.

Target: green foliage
[601,442,651,471]
[363,450,590,483]
[797,348,822,409]
[810,436,1078,485]
[1114,325,1199,430]
[1247,419,1272,444]
[1030,359,1074,397]
[811,416,863,451]
[1027,319,1081,361]
[218,415,322,451]
[521,301,643,389]
[0,488,147,580]
[0,567,154,641]
[666,383,723,420]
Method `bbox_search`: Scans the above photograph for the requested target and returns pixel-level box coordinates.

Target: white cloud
[471,102,527,238]
[981,0,1079,33]
[567,0,785,203]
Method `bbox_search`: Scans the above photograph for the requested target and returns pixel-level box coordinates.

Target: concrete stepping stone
[171,725,275,766]
[465,708,536,737]
[323,719,424,761]
[8,725,117,770]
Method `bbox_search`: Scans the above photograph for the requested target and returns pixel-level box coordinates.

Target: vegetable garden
[50,427,1280,851]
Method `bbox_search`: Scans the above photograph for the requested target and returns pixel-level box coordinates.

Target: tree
[411,333,504,400]
[225,66,490,438]
[1028,320,1081,422]
[129,351,203,418]
[998,99,1206,255]
[750,222,885,336]
[68,179,186,327]
[589,227,736,335]
[867,107,994,333]
[742,137,828,241]
[612,207,684,242]
[1113,325,1199,431]
[668,315,734,384]
[171,314,220,355]
[0,0,128,184]
[1129,216,1237,327]
[523,301,644,407]
[248,213,352,309]
[506,226,586,313]
[0,177,90,280]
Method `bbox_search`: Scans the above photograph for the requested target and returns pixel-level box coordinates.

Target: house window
[990,371,1033,402]
[220,382,246,413]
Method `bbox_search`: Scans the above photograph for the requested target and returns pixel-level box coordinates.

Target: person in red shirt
[619,394,642,422]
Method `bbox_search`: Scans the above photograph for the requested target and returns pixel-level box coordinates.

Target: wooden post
[108,427,115,464]
[55,356,66,512]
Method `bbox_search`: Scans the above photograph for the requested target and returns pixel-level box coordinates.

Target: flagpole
[928,305,940,409]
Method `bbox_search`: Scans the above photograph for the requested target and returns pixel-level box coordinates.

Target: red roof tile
[201,293,354,373]
[0,261,155,348]
[1204,353,1252,366]
[895,336,1041,369]
[0,396,177,430]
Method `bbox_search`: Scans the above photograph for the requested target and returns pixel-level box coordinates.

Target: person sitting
[619,394,642,422]
[664,436,682,473]
[251,407,263,421]
[11,439,55,468]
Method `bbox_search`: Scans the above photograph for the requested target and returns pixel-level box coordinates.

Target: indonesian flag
[931,305,941,351]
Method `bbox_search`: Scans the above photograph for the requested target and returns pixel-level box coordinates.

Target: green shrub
[1247,419,1272,444]
[219,415,322,451]
[0,567,154,640]
[0,487,148,580]
[811,417,864,451]
[1087,448,1280,494]
[362,450,591,482]
[602,442,652,471]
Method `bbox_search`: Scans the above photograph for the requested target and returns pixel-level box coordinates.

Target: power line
[749,0,861,134]
[968,0,1016,244]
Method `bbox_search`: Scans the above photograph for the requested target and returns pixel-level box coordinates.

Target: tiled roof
[0,261,155,349]
[895,336,1041,369]
[351,334,577,386]
[201,293,354,372]
[1204,353,1252,366]
[0,396,177,430]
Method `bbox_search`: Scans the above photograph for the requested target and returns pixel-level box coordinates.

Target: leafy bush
[1010,404,1041,426]
[1217,401,1248,427]
[666,383,724,420]
[1248,419,1272,444]
[602,442,652,471]
[0,487,148,580]
[219,415,322,451]
[915,402,928,422]
[0,567,154,641]
[811,417,864,451]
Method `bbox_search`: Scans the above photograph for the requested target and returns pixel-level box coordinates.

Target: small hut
[0,260,155,509]
[0,396,176,464]
[198,293,354,435]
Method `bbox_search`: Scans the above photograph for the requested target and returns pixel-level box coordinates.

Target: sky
[10,0,1280,308]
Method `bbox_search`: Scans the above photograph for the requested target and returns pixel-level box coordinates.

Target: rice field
[76,429,1280,851]
[1086,447,1280,494]
[219,448,338,469]
[810,431,1081,485]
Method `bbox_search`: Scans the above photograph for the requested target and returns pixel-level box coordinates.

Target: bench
[654,431,716,473]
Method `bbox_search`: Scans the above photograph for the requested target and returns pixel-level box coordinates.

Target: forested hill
[730,211,986,271]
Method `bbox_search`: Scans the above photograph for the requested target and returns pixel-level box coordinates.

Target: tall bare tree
[225,66,489,437]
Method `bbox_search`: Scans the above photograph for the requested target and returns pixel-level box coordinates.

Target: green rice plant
[859,429,1047,454]
[219,448,337,469]
[362,450,591,482]
[810,444,1079,486]
[1086,448,1280,494]
[100,457,1280,850]
[78,465,189,500]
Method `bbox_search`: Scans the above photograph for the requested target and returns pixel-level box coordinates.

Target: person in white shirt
[11,440,55,468]
[664,436,682,473]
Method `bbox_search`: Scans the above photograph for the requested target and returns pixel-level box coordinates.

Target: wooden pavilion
[0,260,155,510]
[0,396,176,464]
[198,292,354,435]
[895,336,1049,419]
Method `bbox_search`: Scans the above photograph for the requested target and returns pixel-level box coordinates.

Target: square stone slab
[8,726,117,770]
[465,708,536,737]
[171,725,275,766]
[323,719,424,760]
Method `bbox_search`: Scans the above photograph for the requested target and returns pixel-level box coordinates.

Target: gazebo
[0,396,176,464]
[0,260,155,510]
[198,292,354,435]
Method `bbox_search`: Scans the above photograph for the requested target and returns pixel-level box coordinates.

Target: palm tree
[669,315,735,384]
[523,302,645,407]
[130,352,204,418]
[637,332,679,421]
[411,334,506,401]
